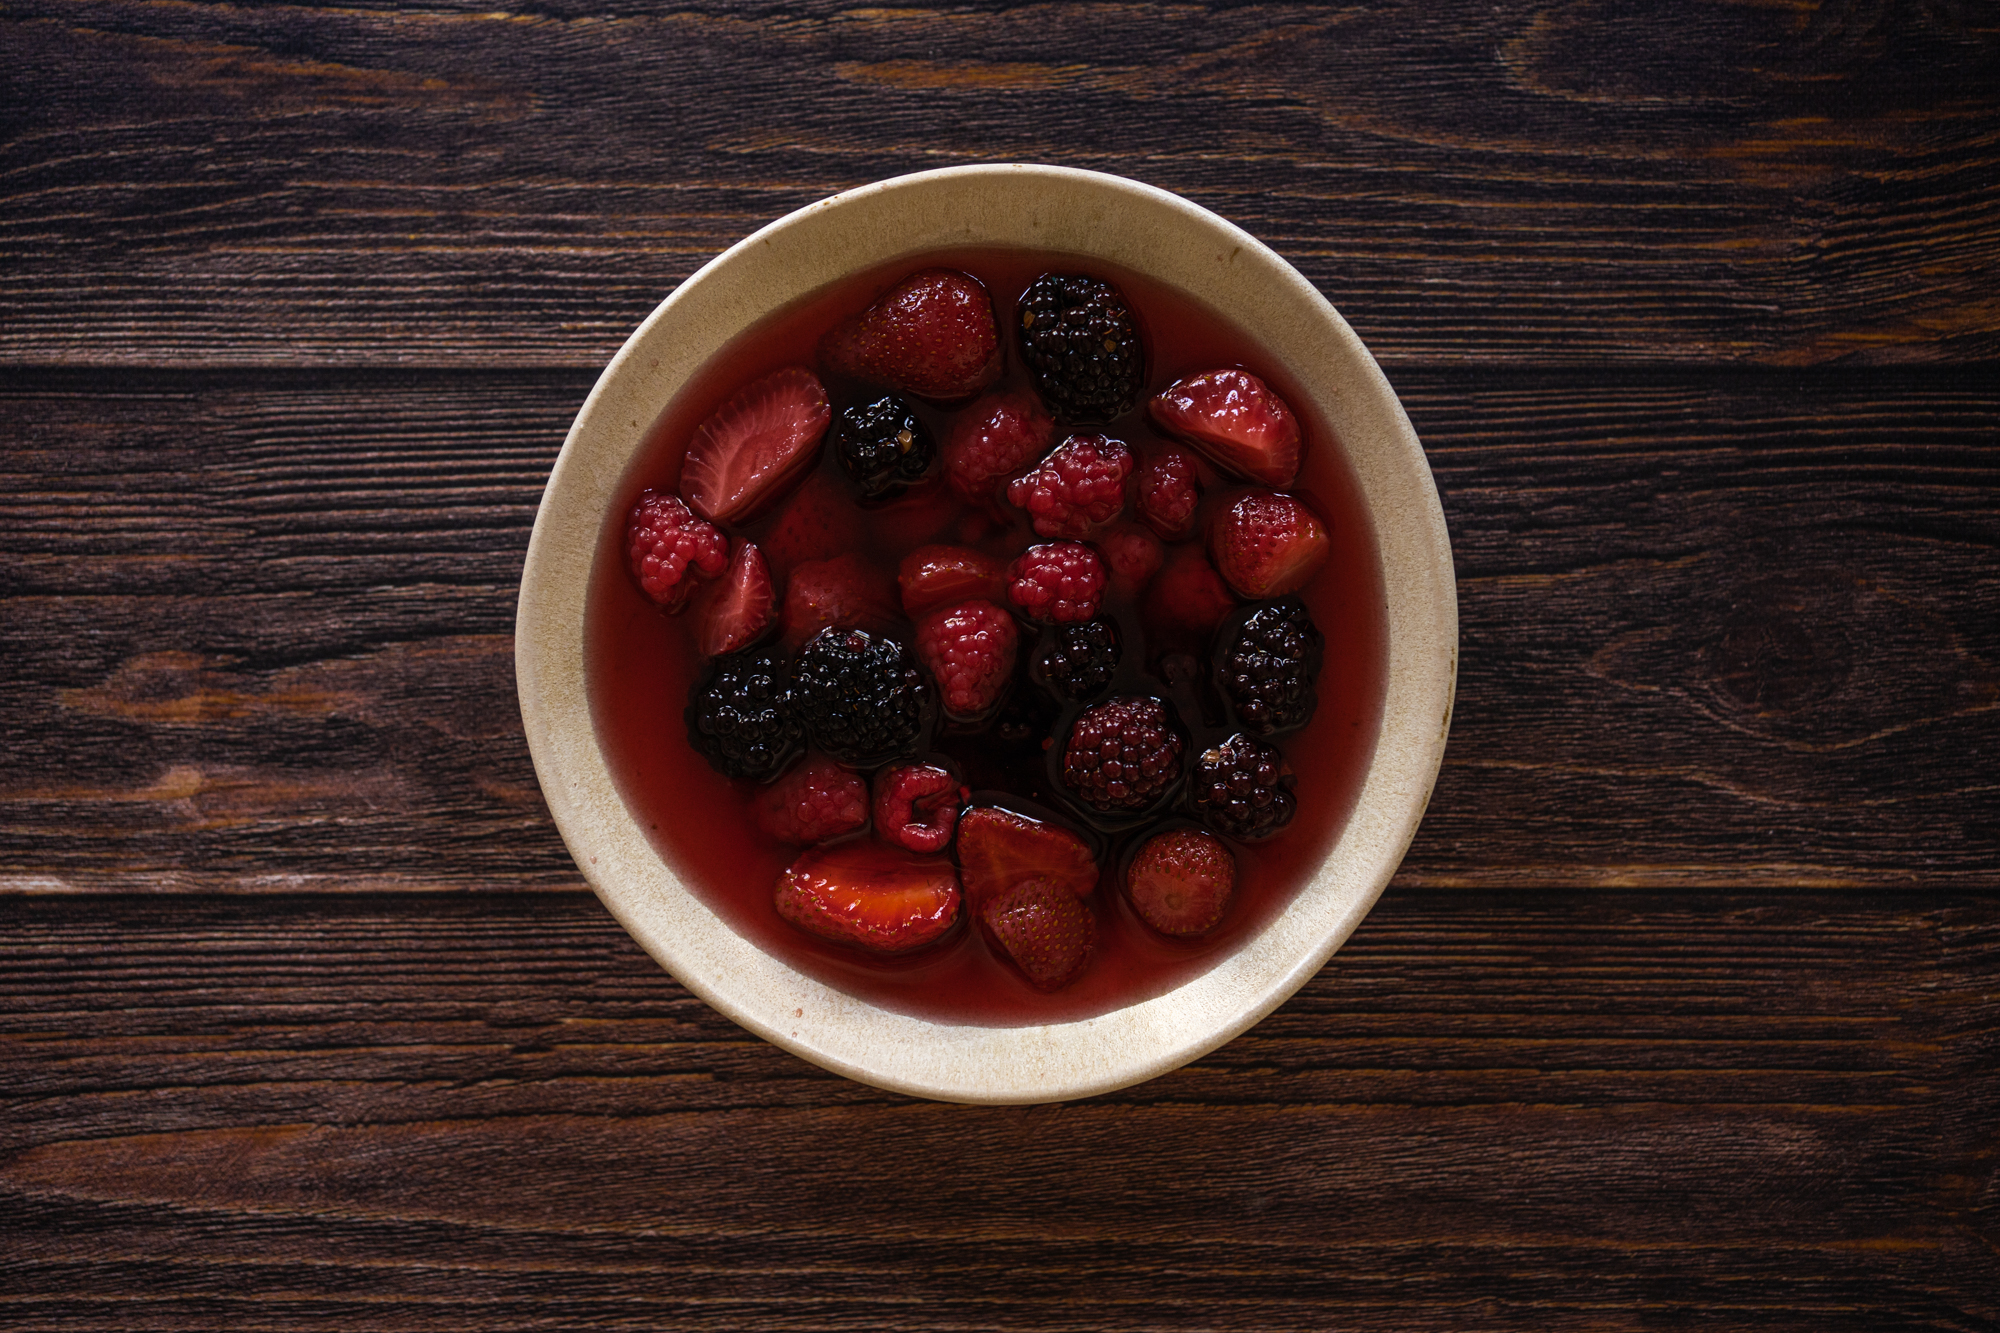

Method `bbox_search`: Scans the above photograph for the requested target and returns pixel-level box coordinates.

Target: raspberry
[1005,433,1134,539]
[758,753,870,844]
[1006,541,1106,624]
[789,627,935,768]
[1096,521,1164,596]
[1035,618,1121,703]
[873,762,966,854]
[831,395,934,501]
[1125,827,1235,937]
[626,490,728,611]
[1059,695,1186,816]
[1136,444,1203,541]
[942,389,1055,504]
[914,598,1019,721]
[1216,597,1324,736]
[1189,732,1296,840]
[685,647,802,781]
[1016,274,1146,422]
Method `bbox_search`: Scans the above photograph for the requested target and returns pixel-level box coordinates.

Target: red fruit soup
[585,248,1388,1026]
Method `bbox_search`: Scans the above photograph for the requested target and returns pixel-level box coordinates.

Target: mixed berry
[619,259,1347,999]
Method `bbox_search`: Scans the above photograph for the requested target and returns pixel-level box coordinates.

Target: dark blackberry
[831,395,934,501]
[1216,597,1324,736]
[992,673,1059,748]
[685,647,801,781]
[1189,732,1296,840]
[1060,695,1185,816]
[1017,274,1145,422]
[789,626,935,768]
[1035,618,1122,702]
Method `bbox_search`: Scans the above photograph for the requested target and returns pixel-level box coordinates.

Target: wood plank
[3,0,1996,368]
[0,891,1994,1329]
[2,367,1994,892]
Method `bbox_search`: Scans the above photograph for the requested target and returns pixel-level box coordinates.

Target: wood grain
[3,0,1996,369]
[3,366,1992,892]
[1,890,1994,1330]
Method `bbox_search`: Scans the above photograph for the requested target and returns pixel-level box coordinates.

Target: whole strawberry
[625,490,728,612]
[819,269,1002,402]
[1209,490,1330,599]
[1125,827,1235,936]
[914,598,1019,722]
[1006,433,1134,539]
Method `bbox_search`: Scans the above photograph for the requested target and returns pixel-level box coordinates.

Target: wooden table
[4,3,1996,1327]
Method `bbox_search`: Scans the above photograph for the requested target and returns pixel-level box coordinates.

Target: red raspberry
[1096,521,1164,597]
[1005,433,1134,539]
[1136,444,1203,541]
[1006,541,1106,624]
[1060,695,1186,815]
[914,598,1019,721]
[942,389,1055,504]
[873,762,967,854]
[625,490,727,611]
[1125,827,1235,936]
[757,753,870,845]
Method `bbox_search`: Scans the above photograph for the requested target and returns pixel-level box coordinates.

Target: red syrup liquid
[585,247,1389,1027]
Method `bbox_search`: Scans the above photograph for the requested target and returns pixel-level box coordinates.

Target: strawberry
[873,762,966,854]
[1125,827,1235,937]
[774,840,962,954]
[897,544,1006,617]
[696,541,776,657]
[1208,491,1330,599]
[761,467,868,578]
[1149,369,1302,489]
[954,805,1098,911]
[757,753,870,845]
[980,878,1094,991]
[1141,543,1237,654]
[679,365,832,524]
[818,269,1002,402]
[778,553,900,650]
[914,598,1019,722]
[941,389,1055,504]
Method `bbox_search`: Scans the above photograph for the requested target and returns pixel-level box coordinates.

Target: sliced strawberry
[777,553,900,650]
[696,541,776,657]
[1125,827,1235,937]
[980,878,1094,991]
[1149,369,1302,489]
[774,840,962,954]
[898,544,1006,617]
[761,467,868,578]
[818,269,1002,402]
[1141,543,1238,655]
[1208,490,1330,599]
[679,365,832,525]
[954,805,1098,912]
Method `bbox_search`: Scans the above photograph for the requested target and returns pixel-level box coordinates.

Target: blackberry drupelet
[789,626,935,768]
[1216,597,1324,736]
[1016,274,1145,422]
[1060,695,1186,816]
[831,395,934,501]
[685,647,802,781]
[1035,618,1122,703]
[1189,732,1296,839]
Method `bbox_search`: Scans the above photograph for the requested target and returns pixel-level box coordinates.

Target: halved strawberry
[777,553,900,650]
[954,805,1098,912]
[679,365,832,525]
[761,467,868,578]
[980,878,1094,991]
[696,540,776,657]
[818,269,1002,402]
[897,544,1006,617]
[1208,490,1330,599]
[774,840,962,954]
[1149,369,1302,489]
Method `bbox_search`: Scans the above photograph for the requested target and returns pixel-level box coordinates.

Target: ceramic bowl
[516,164,1455,1104]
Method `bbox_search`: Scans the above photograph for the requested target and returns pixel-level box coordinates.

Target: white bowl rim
[516,163,1457,1104]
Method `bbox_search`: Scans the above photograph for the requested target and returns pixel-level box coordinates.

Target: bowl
[516,164,1455,1104]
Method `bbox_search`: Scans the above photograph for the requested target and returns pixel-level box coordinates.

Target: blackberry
[831,395,934,501]
[992,673,1059,748]
[789,626,935,768]
[1060,695,1186,816]
[685,647,802,781]
[1017,274,1145,422]
[1189,733,1296,840]
[1216,597,1324,736]
[1035,618,1121,703]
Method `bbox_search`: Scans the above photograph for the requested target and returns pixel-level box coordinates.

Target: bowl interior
[516,164,1456,1104]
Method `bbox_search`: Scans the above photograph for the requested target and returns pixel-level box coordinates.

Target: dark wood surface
[3,2,1996,1328]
